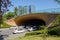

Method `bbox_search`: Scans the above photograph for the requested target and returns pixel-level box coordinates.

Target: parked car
[26,25,33,31]
[33,26,38,30]
[13,28,25,34]
[27,27,33,32]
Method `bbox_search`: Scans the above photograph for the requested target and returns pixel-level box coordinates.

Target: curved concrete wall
[14,13,49,26]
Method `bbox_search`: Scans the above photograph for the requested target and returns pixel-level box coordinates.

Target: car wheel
[13,33,16,34]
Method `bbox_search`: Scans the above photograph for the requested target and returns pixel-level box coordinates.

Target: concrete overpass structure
[5,13,60,27]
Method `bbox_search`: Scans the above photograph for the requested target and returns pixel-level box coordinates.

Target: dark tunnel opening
[19,19,46,30]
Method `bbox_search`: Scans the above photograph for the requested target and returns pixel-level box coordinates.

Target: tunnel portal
[20,19,46,26]
[19,19,46,30]
[5,13,59,27]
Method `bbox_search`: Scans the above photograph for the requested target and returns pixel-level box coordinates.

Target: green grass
[9,35,60,40]
[0,23,12,28]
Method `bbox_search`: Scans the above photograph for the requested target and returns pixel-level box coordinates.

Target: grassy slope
[9,35,60,40]
[1,23,11,28]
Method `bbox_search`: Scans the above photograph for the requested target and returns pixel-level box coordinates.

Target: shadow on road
[0,35,4,40]
[0,35,9,40]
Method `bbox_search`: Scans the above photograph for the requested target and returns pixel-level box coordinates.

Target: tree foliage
[0,0,12,25]
[0,0,12,13]
[55,0,60,4]
[48,15,60,36]
[3,12,15,20]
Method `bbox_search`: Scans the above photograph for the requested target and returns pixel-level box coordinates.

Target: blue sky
[9,0,60,12]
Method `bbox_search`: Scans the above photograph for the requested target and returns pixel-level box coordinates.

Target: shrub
[25,29,48,36]
[39,25,46,30]
[25,31,41,36]
[48,15,60,36]
[48,26,60,36]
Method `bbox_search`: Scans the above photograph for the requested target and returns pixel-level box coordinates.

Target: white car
[28,27,33,31]
[13,28,25,34]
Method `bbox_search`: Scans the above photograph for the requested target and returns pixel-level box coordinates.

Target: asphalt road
[0,28,26,40]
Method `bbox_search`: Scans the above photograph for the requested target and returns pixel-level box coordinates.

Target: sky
[9,0,60,12]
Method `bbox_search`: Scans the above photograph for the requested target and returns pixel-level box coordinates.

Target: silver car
[13,26,25,34]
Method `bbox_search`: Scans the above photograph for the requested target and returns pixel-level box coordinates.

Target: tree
[0,0,12,27]
[14,7,18,16]
[55,0,60,4]
[3,12,15,20]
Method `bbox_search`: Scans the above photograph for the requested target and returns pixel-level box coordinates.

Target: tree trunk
[0,0,2,28]
[0,14,2,27]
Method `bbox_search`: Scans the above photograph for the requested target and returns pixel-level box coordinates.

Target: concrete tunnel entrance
[18,19,46,30]
[6,13,59,29]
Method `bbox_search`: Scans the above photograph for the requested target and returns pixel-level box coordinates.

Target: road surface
[0,28,26,40]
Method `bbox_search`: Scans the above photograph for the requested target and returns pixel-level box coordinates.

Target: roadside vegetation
[9,36,60,40]
[1,23,12,28]
[0,12,14,28]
